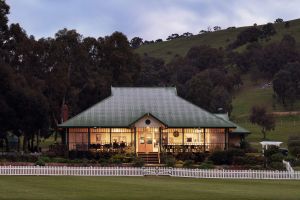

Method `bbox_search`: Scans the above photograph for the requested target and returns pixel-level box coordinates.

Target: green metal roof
[59,87,237,128]
[214,114,250,134]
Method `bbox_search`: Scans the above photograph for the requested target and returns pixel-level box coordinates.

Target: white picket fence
[0,166,300,180]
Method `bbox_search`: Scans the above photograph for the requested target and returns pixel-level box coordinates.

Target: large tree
[273,62,300,107]
[249,106,275,139]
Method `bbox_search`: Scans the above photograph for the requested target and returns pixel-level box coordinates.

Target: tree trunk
[23,135,28,152]
[4,136,9,152]
[31,134,34,152]
[262,128,266,140]
[17,136,21,152]
[36,130,40,152]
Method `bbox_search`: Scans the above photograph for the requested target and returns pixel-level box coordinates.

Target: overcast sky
[6,0,300,40]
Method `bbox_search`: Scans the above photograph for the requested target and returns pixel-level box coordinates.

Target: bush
[209,151,229,165]
[264,146,280,158]
[175,152,194,161]
[288,136,300,157]
[233,155,264,166]
[270,153,284,162]
[199,161,214,169]
[175,152,207,163]
[193,153,207,163]
[208,149,245,165]
[165,156,176,167]
[39,156,51,163]
[109,154,125,164]
[35,159,45,166]
[132,157,145,167]
[183,160,194,168]
[51,157,69,163]
[269,162,285,170]
[0,154,39,162]
[289,147,300,158]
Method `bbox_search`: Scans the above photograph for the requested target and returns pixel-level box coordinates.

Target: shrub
[165,156,176,167]
[233,155,264,166]
[109,154,125,164]
[193,153,207,163]
[209,151,229,165]
[199,161,214,169]
[183,160,194,168]
[264,146,280,158]
[68,150,77,160]
[175,152,194,161]
[35,159,45,166]
[0,154,39,162]
[293,159,300,166]
[269,162,284,170]
[39,156,51,163]
[208,149,245,165]
[132,157,145,167]
[289,147,300,158]
[270,153,284,162]
[51,157,69,163]
[288,137,300,157]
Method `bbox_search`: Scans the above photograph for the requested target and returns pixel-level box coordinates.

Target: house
[59,87,250,155]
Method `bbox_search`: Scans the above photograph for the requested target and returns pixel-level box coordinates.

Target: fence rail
[1,166,300,180]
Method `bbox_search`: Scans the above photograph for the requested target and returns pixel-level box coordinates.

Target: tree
[130,37,143,48]
[228,27,261,49]
[185,45,224,70]
[213,26,221,31]
[274,18,284,23]
[249,106,275,139]
[273,62,300,107]
[261,23,276,39]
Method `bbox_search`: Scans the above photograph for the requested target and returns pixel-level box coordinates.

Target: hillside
[136,19,300,147]
[231,75,300,147]
[136,19,300,63]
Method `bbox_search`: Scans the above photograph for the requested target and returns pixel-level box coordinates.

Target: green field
[136,19,300,62]
[0,176,299,200]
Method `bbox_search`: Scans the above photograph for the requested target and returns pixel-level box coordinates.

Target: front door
[138,130,153,152]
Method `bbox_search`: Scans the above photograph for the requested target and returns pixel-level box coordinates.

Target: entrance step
[137,152,159,164]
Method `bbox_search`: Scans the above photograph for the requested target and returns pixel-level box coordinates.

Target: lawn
[0,176,299,200]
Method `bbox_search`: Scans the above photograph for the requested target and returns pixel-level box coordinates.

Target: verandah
[68,127,228,152]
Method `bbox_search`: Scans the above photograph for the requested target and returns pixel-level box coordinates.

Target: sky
[6,0,300,41]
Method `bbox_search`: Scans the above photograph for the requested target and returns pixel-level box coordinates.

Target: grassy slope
[0,176,300,200]
[136,19,300,62]
[231,76,300,147]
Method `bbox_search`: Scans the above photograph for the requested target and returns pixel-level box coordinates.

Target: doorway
[137,128,159,153]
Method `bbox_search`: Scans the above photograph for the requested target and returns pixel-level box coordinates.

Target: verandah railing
[0,166,299,179]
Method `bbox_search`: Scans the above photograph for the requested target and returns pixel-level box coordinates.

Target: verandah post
[134,127,137,154]
[203,128,206,152]
[159,127,162,153]
[182,128,184,152]
[110,128,112,151]
[88,128,91,150]
[225,128,229,150]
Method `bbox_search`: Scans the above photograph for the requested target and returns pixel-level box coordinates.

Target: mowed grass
[0,176,300,200]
